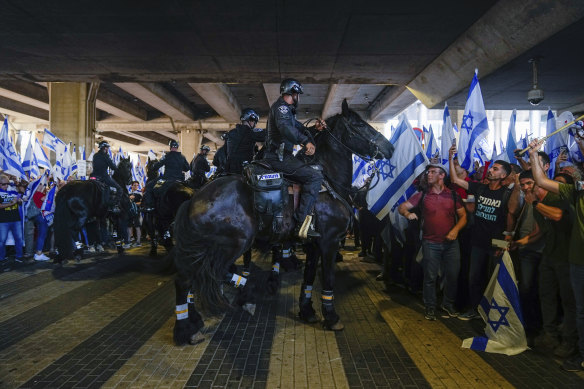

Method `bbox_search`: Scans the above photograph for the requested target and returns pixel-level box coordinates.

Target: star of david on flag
[545,110,572,178]
[366,114,428,220]
[462,251,528,355]
[457,70,490,171]
[440,103,456,170]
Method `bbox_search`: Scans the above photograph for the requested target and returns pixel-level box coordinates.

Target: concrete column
[417,102,428,129]
[530,110,542,139]
[449,109,464,129]
[49,82,98,160]
[180,130,203,163]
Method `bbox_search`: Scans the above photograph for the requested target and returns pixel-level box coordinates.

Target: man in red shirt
[398,164,467,320]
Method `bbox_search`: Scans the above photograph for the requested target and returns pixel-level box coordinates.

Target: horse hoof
[242,303,256,316]
[189,332,205,345]
[324,320,345,331]
[299,312,319,324]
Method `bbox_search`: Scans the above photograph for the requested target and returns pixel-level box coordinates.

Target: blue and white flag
[367,114,428,220]
[462,251,528,356]
[24,171,47,212]
[424,125,440,161]
[41,184,57,226]
[42,128,64,152]
[148,149,157,161]
[0,119,27,180]
[458,70,490,171]
[352,155,375,188]
[505,110,518,164]
[34,139,51,170]
[545,110,571,178]
[568,128,584,163]
[22,139,40,178]
[440,103,456,170]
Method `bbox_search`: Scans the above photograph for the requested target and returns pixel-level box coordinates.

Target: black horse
[53,157,133,262]
[144,159,195,256]
[170,100,394,345]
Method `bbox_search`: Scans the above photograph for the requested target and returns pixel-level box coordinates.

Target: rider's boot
[298,284,318,323]
[321,290,344,331]
[295,215,320,239]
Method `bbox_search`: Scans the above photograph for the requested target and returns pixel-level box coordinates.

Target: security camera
[527,88,544,106]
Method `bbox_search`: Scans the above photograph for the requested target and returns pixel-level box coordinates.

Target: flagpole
[516,113,584,156]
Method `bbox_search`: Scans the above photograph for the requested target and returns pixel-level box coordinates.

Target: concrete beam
[202,131,225,146]
[116,130,168,146]
[188,83,241,123]
[0,96,49,122]
[0,81,49,110]
[155,130,179,141]
[407,0,584,109]
[263,83,280,107]
[114,82,195,121]
[322,84,362,118]
[96,88,148,121]
[368,86,418,121]
[96,119,239,132]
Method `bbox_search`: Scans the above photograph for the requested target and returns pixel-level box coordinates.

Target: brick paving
[0,245,582,388]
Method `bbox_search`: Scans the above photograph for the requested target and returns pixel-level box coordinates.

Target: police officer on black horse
[191,145,211,189]
[225,108,265,174]
[91,141,122,213]
[264,78,325,239]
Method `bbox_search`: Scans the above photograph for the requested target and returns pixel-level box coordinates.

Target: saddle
[89,177,120,212]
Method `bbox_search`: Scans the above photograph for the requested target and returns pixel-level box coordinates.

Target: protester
[0,175,23,263]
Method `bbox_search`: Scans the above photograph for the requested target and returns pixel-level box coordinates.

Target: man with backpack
[449,145,519,320]
[398,163,467,321]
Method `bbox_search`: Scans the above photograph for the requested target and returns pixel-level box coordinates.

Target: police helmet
[240,108,259,123]
[169,140,179,149]
[200,145,211,152]
[98,141,110,149]
[280,79,304,96]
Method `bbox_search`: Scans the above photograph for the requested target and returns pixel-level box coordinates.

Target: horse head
[146,159,159,181]
[114,157,133,187]
[326,99,394,160]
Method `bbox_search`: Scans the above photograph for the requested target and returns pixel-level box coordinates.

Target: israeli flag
[34,139,51,170]
[0,119,27,180]
[41,184,57,226]
[42,128,63,152]
[352,155,375,188]
[505,110,518,164]
[568,127,584,163]
[424,125,440,160]
[148,149,157,161]
[458,70,490,171]
[462,251,528,355]
[24,172,47,213]
[367,114,428,220]
[22,139,40,178]
[440,103,456,170]
[545,110,570,178]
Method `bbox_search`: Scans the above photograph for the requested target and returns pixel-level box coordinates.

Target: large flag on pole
[42,128,60,152]
[440,103,456,170]
[366,114,428,220]
[545,110,571,178]
[458,70,490,171]
[41,184,57,226]
[22,139,40,178]
[424,125,439,160]
[462,251,528,355]
[505,110,518,164]
[34,138,51,170]
[0,119,26,180]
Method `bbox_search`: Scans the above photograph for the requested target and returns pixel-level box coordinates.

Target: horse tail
[53,192,76,259]
[173,200,230,313]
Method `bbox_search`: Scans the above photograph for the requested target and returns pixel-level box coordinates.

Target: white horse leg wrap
[187,291,194,304]
[272,262,280,274]
[175,303,188,320]
[231,274,247,288]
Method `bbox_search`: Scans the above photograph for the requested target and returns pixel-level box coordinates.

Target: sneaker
[424,307,436,321]
[122,243,132,249]
[441,305,460,318]
[86,246,96,254]
[554,341,577,358]
[34,253,51,261]
[133,242,142,247]
[14,257,23,263]
[96,244,105,253]
[561,355,584,372]
[375,272,385,281]
[458,309,479,321]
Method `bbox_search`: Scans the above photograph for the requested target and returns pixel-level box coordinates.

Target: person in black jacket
[190,145,211,189]
[264,79,325,239]
[151,140,190,182]
[225,108,266,174]
[91,141,122,212]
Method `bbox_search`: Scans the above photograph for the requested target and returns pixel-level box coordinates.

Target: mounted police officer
[264,78,325,239]
[190,145,211,189]
[152,140,190,181]
[91,141,122,212]
[225,108,265,174]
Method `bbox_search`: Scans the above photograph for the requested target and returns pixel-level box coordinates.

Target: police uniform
[152,151,189,181]
[91,150,122,193]
[226,124,265,174]
[190,153,210,188]
[264,96,323,224]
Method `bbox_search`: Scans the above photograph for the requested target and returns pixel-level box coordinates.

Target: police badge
[278,106,289,114]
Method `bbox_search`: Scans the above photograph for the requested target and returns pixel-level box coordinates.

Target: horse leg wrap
[272,262,280,274]
[321,290,341,328]
[229,273,247,288]
[298,285,318,323]
[242,269,250,277]
[75,241,83,250]
[175,303,188,320]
